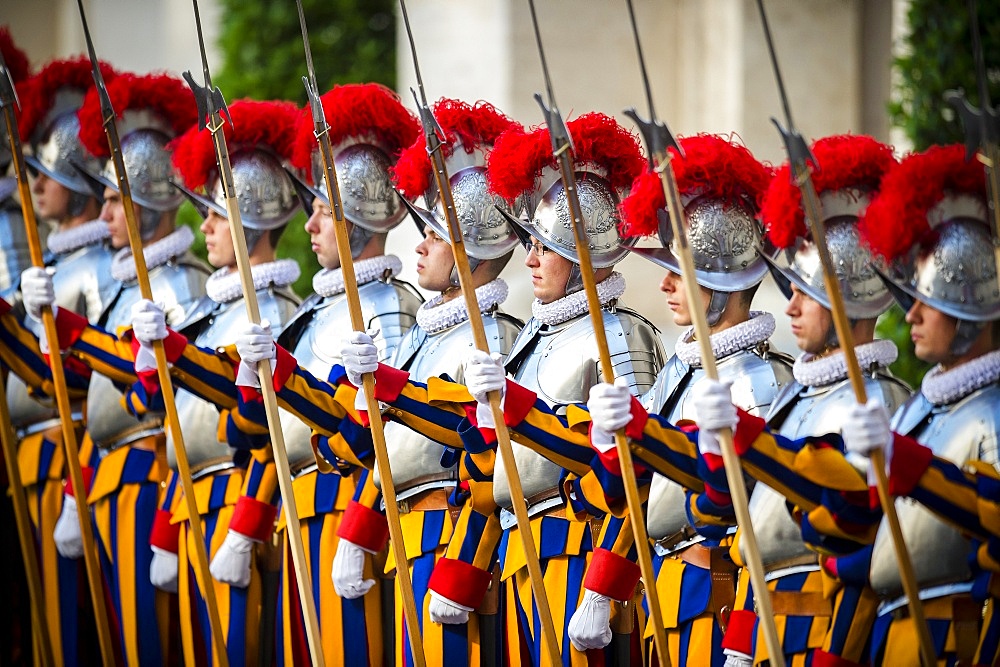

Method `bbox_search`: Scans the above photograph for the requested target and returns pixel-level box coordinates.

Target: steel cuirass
[87,252,209,450]
[493,307,665,511]
[645,345,794,543]
[870,383,1000,599]
[0,184,32,303]
[372,310,522,496]
[165,286,299,477]
[742,370,910,568]
[278,277,422,468]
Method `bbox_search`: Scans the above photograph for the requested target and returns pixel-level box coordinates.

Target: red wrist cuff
[372,363,410,403]
[63,465,94,498]
[428,558,493,610]
[583,548,640,601]
[336,500,389,553]
[887,433,933,497]
[228,495,278,542]
[149,509,181,553]
[733,409,767,455]
[721,608,757,655]
[501,379,536,427]
[624,396,649,442]
[271,344,297,390]
[53,307,89,350]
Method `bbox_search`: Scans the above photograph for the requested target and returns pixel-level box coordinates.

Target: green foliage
[888,0,1000,151]
[876,304,929,389]
[213,0,397,103]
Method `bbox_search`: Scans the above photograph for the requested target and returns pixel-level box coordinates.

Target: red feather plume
[619,134,771,238]
[761,134,896,249]
[17,58,117,142]
[0,27,30,85]
[486,112,644,202]
[78,73,196,158]
[860,144,986,262]
[392,99,521,199]
[290,83,419,179]
[171,99,301,190]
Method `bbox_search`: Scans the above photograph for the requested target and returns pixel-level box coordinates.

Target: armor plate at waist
[290,279,422,380]
[86,372,163,448]
[494,308,665,510]
[167,390,233,471]
[871,384,1000,597]
[374,314,521,492]
[6,373,58,430]
[52,243,119,322]
[646,347,793,539]
[100,252,209,330]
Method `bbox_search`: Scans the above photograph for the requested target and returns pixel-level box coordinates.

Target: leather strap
[768,590,833,617]
[676,544,739,632]
[476,564,502,616]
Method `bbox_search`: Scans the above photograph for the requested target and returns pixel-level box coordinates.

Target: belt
[290,459,318,479]
[882,592,982,664]
[674,544,739,633]
[764,553,820,582]
[397,488,461,526]
[654,523,737,557]
[97,420,165,452]
[767,590,832,617]
[189,458,236,481]
[394,474,458,504]
[499,489,565,530]
[15,412,85,439]
[878,581,975,616]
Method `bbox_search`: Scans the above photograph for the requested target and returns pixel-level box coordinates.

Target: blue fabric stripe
[132,481,164,667]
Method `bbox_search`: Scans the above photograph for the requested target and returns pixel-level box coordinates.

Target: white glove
[331,538,376,599]
[340,330,378,387]
[567,589,613,651]
[463,350,506,405]
[692,379,737,458]
[723,648,753,667]
[209,529,257,588]
[234,320,274,388]
[53,495,84,559]
[131,299,167,344]
[428,591,474,624]
[21,266,56,322]
[843,398,893,484]
[587,378,633,452]
[149,546,179,593]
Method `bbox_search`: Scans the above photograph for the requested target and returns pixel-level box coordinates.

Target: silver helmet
[403,144,519,261]
[880,194,999,323]
[510,163,634,269]
[26,108,101,199]
[179,148,298,231]
[767,188,894,320]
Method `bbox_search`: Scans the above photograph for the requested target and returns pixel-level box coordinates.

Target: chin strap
[705,290,730,327]
[950,319,987,357]
[348,224,375,259]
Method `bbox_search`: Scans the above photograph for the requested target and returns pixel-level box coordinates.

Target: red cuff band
[53,307,89,350]
[721,608,757,654]
[502,379,537,427]
[428,557,493,610]
[887,433,933,497]
[271,344,297,390]
[149,509,181,553]
[733,409,767,455]
[583,548,641,601]
[228,495,278,542]
[126,328,188,365]
[336,500,389,553]
[372,363,410,403]
[704,484,732,508]
[0,298,10,315]
[64,466,95,498]
[624,396,649,442]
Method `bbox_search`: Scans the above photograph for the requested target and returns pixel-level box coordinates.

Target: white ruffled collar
[110,226,195,282]
[792,338,899,387]
[531,272,626,327]
[415,278,508,334]
[312,254,402,298]
[46,219,110,255]
[921,349,1000,406]
[675,311,776,367]
[205,259,301,304]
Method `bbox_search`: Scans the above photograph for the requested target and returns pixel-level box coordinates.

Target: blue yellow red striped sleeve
[163,339,242,410]
[337,468,389,552]
[0,307,89,399]
[53,308,137,386]
[431,498,501,609]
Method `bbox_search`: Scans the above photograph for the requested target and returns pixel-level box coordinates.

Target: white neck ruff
[110,226,195,282]
[792,338,899,387]
[921,349,1000,406]
[47,219,110,255]
[675,311,776,367]
[415,278,508,334]
[531,272,626,327]
[312,254,402,298]
[205,259,301,304]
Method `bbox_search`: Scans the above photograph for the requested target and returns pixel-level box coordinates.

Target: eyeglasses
[523,239,548,257]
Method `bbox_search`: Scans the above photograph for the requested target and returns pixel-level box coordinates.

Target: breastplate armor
[870,383,1000,598]
[372,313,522,493]
[0,189,31,301]
[52,243,119,322]
[88,254,209,449]
[166,287,299,474]
[646,346,794,540]
[493,308,665,510]
[742,371,910,568]
[281,279,422,467]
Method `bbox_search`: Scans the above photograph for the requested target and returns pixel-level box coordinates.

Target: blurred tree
[176,0,396,297]
[880,0,999,387]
